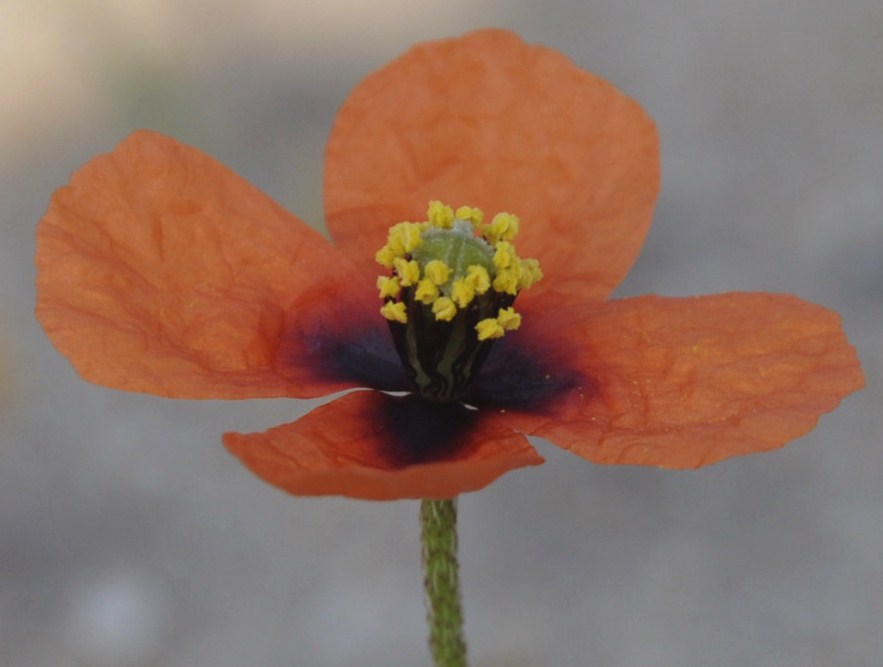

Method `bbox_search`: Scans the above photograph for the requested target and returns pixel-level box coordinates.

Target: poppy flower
[36,29,863,501]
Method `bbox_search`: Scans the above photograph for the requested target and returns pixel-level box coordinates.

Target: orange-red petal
[36,130,365,399]
[496,293,864,468]
[223,390,544,500]
[325,28,659,301]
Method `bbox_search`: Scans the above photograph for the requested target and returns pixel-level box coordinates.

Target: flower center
[375,200,542,402]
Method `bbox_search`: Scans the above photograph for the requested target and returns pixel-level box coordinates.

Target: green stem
[420,498,468,667]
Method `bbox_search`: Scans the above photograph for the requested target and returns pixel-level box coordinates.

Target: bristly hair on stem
[421,498,468,667]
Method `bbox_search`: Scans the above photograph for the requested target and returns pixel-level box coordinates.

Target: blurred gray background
[2,1,881,666]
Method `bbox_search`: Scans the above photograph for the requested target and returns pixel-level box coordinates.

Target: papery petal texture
[224,390,544,500]
[36,131,369,399]
[325,29,660,302]
[34,30,865,504]
[496,293,864,467]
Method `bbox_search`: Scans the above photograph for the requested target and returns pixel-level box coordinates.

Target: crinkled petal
[224,390,544,500]
[325,28,659,301]
[36,130,372,399]
[490,293,864,468]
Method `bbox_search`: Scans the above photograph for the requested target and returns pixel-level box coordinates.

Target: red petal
[505,293,864,467]
[36,131,364,399]
[224,390,544,500]
[325,29,659,300]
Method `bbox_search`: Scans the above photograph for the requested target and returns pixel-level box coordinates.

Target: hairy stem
[420,498,467,667]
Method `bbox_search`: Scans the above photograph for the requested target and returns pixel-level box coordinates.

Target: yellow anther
[451,279,476,308]
[493,241,516,270]
[423,259,451,286]
[427,200,454,229]
[393,257,420,286]
[432,297,457,322]
[496,307,522,331]
[476,318,505,340]
[455,205,484,229]
[414,278,439,304]
[375,244,397,268]
[380,301,408,324]
[518,258,543,289]
[387,221,424,254]
[464,265,490,294]
[476,307,522,340]
[492,267,520,295]
[386,235,405,258]
[376,275,400,299]
[486,212,520,244]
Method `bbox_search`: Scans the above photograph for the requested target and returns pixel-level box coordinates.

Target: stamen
[377,275,400,299]
[375,245,397,269]
[393,257,421,286]
[454,205,484,229]
[375,200,541,401]
[432,297,457,322]
[427,200,454,229]
[475,318,505,341]
[415,279,440,304]
[496,307,522,331]
[518,258,543,289]
[393,221,424,253]
[476,307,522,341]
[492,241,515,270]
[450,278,475,309]
[380,301,408,324]
[423,260,451,286]
[464,265,490,294]
[492,267,520,295]
[485,212,520,244]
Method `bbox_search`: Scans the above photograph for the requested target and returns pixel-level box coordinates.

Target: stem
[420,498,468,667]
